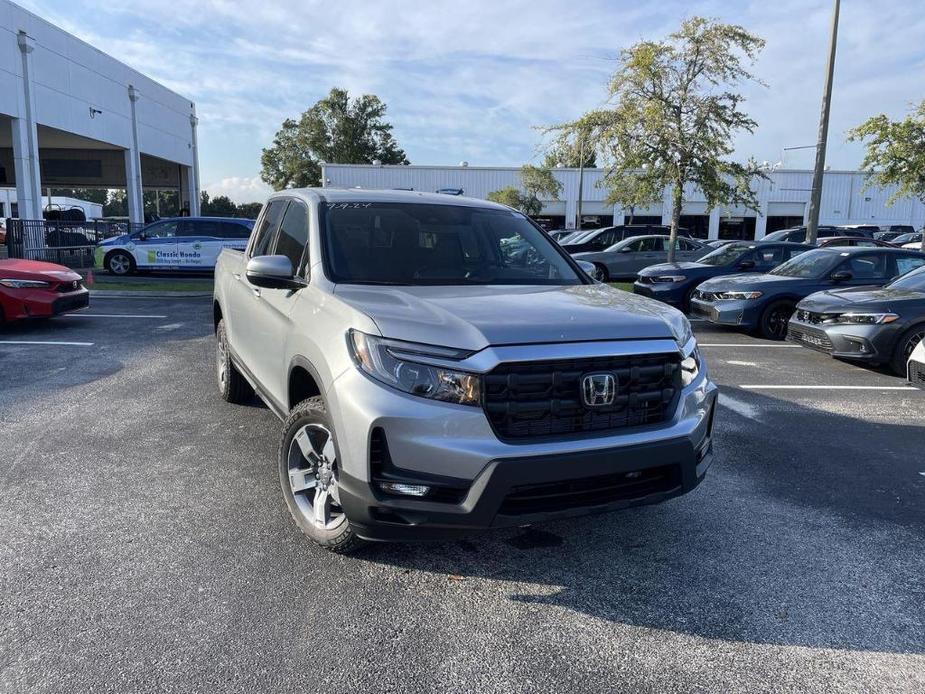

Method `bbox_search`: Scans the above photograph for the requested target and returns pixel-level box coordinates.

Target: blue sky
[17,0,925,203]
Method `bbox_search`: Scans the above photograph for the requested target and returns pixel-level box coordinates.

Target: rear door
[831,252,895,289]
[175,218,224,269]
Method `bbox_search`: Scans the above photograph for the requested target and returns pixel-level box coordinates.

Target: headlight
[681,346,701,387]
[824,312,899,325]
[349,330,481,406]
[664,311,693,348]
[716,291,763,300]
[651,275,687,283]
[0,278,51,288]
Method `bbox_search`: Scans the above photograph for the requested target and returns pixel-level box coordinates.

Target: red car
[0,258,89,324]
[817,236,897,248]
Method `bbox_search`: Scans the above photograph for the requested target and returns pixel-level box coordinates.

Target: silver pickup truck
[213,189,717,552]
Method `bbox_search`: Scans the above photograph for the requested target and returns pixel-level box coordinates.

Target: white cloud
[205,176,272,204]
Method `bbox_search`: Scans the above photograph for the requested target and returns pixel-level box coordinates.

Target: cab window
[837,254,890,280]
[250,200,288,258]
[753,246,785,268]
[273,201,310,273]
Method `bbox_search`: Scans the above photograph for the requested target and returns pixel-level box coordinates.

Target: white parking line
[699,343,801,348]
[65,313,167,319]
[719,393,762,420]
[740,384,918,391]
[0,340,94,346]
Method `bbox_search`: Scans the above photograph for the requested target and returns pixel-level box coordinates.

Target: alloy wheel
[287,424,345,530]
[109,254,130,275]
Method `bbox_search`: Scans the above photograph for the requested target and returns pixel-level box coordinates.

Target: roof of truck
[277,187,514,211]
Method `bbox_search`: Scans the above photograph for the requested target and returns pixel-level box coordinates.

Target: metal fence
[4,219,144,268]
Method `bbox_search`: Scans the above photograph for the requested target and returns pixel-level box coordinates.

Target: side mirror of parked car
[575,260,597,279]
[737,259,755,270]
[830,270,853,283]
[246,255,305,290]
[619,246,633,253]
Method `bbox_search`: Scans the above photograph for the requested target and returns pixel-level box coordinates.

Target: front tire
[891,324,925,376]
[105,250,135,276]
[278,397,363,553]
[216,319,254,404]
[759,300,794,340]
[592,263,610,282]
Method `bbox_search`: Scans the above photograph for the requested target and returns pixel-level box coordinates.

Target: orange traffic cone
[85,269,95,287]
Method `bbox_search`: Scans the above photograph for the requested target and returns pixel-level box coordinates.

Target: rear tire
[890,324,925,377]
[759,300,794,340]
[278,397,363,553]
[105,250,135,276]
[216,319,254,404]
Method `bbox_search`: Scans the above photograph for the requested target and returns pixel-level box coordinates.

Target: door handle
[252,287,261,298]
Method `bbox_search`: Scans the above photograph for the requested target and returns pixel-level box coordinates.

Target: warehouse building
[322,164,925,240]
[0,0,200,224]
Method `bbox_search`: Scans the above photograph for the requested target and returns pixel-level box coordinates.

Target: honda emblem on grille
[581,372,616,407]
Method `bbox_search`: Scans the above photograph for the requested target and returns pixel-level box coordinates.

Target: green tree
[542,134,597,168]
[235,202,263,219]
[103,190,127,217]
[487,166,562,217]
[261,87,409,190]
[200,192,238,217]
[547,17,766,261]
[49,188,108,205]
[848,100,925,251]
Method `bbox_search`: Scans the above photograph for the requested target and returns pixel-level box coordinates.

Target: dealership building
[322,164,925,240]
[0,0,200,224]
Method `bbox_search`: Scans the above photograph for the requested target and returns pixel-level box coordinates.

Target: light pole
[806,0,840,244]
[575,135,585,231]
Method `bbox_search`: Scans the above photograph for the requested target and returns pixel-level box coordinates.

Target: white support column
[612,204,624,226]
[125,85,144,224]
[13,31,42,221]
[754,200,769,240]
[564,196,577,230]
[708,208,721,240]
[661,187,672,226]
[188,111,201,216]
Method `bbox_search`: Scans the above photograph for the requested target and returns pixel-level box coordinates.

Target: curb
[89,290,212,298]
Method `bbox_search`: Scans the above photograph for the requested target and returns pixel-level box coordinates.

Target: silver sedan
[575,235,709,281]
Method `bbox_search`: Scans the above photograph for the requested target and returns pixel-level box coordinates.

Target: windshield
[696,242,751,266]
[562,229,598,245]
[893,232,922,245]
[888,265,925,290]
[762,229,799,243]
[769,249,840,278]
[322,202,583,286]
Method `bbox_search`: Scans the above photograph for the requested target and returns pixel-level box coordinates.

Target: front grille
[788,326,834,353]
[52,293,89,314]
[794,309,838,325]
[56,280,82,293]
[483,354,681,441]
[499,464,681,515]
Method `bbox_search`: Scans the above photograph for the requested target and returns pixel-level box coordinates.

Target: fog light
[379,482,431,497]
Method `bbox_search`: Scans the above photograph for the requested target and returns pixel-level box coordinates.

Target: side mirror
[620,246,633,253]
[830,270,853,283]
[575,260,597,278]
[737,259,755,270]
[246,255,303,290]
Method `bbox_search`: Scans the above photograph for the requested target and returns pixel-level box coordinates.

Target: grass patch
[609,282,634,292]
[87,280,213,293]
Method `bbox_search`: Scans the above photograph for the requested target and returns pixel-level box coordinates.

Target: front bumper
[787,319,900,362]
[633,281,688,307]
[0,287,89,320]
[689,297,760,329]
[326,343,718,542]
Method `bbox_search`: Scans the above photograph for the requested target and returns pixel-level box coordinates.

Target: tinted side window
[222,221,251,239]
[250,201,287,257]
[137,221,178,239]
[843,254,889,279]
[180,219,222,237]
[753,246,784,267]
[895,255,925,276]
[273,201,309,272]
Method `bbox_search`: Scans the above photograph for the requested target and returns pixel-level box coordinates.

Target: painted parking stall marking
[64,313,168,319]
[0,340,94,346]
[740,384,918,391]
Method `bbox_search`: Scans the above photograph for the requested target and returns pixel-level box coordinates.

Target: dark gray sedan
[788,263,925,375]
[574,235,709,281]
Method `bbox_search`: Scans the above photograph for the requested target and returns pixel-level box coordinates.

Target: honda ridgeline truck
[213,189,717,552]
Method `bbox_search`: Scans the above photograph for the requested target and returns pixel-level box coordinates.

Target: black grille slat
[483,354,681,442]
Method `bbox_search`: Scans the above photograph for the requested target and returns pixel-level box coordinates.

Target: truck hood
[333,284,685,351]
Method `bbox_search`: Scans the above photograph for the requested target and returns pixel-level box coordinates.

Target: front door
[130,220,179,269]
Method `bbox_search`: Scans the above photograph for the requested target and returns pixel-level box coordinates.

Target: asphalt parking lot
[2,296,923,693]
